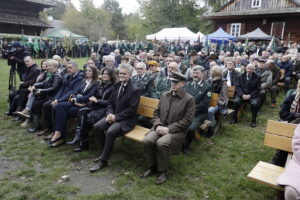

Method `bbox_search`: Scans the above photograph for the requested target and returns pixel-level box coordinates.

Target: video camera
[2,45,17,66]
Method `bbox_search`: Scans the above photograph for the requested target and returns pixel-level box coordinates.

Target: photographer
[6,56,40,116]
[7,42,30,81]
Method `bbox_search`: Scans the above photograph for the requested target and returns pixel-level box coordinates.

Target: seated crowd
[4,40,300,185]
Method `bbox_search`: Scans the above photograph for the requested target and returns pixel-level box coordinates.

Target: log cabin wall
[215,16,300,41]
[220,0,298,12]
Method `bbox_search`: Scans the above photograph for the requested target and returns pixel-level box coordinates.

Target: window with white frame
[251,0,261,8]
[230,23,241,37]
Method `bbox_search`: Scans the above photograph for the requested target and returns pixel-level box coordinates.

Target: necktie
[247,75,251,81]
[227,72,231,86]
[117,84,124,99]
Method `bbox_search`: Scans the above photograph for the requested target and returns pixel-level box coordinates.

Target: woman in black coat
[67,67,117,152]
[29,59,63,133]
[48,65,99,147]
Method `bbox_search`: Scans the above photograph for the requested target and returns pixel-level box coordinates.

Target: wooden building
[206,0,300,41]
[0,0,54,36]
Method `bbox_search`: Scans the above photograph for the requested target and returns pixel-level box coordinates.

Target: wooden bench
[247,120,297,190]
[124,96,159,143]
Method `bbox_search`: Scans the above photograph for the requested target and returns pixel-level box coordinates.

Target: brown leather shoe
[89,161,107,173]
[140,168,156,178]
[155,172,167,185]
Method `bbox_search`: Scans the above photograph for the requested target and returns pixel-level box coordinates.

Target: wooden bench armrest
[247,161,284,191]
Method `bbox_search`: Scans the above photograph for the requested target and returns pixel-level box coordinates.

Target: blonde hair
[211,66,223,79]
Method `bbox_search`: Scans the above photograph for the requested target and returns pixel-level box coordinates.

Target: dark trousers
[185,114,207,148]
[31,98,48,114]
[93,118,122,162]
[8,92,19,114]
[17,88,29,109]
[258,90,267,110]
[270,85,278,104]
[43,101,55,130]
[284,77,291,93]
[54,102,80,139]
[232,96,258,122]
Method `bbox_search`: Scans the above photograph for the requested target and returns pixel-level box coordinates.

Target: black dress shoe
[89,160,107,173]
[230,119,238,124]
[182,147,190,154]
[155,172,167,185]
[251,122,257,128]
[74,144,89,152]
[140,168,156,178]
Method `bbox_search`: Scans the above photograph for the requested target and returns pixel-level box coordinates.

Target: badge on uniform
[207,92,211,97]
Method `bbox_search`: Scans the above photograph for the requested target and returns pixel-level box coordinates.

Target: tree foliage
[63,1,112,41]
[137,0,213,35]
[47,0,68,20]
[103,0,127,39]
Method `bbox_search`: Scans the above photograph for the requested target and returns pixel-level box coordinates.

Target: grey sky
[71,0,140,14]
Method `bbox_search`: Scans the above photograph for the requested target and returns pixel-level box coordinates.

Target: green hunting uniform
[183,80,211,150]
[131,73,153,97]
[149,77,171,100]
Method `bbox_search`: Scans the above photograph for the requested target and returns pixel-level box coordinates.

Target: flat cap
[169,71,186,82]
[148,60,159,66]
[259,58,266,63]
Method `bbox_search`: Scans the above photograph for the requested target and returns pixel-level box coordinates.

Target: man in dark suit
[223,59,240,87]
[90,63,140,172]
[230,64,261,127]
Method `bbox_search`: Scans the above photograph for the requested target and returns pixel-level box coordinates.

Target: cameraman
[8,42,30,81]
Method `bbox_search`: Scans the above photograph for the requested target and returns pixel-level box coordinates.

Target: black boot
[74,139,89,152]
[74,118,90,152]
[66,124,81,145]
[28,114,39,133]
[182,130,193,154]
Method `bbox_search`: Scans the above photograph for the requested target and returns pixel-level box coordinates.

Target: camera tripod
[8,65,17,94]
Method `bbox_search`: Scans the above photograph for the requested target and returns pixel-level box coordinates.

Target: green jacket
[185,80,211,115]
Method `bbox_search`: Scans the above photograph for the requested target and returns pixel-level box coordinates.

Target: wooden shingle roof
[0,12,51,27]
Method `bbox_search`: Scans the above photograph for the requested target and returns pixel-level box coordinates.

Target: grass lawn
[0,58,284,199]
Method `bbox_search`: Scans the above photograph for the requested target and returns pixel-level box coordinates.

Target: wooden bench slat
[264,133,293,152]
[139,96,159,108]
[124,125,150,143]
[266,120,297,137]
[137,106,156,118]
[247,161,284,191]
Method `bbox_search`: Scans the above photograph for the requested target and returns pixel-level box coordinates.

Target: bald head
[168,62,179,73]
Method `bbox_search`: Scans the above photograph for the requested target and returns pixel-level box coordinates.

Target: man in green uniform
[182,66,211,153]
[149,62,179,100]
[131,62,153,96]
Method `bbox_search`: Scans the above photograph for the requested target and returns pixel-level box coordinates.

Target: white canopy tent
[146,27,201,42]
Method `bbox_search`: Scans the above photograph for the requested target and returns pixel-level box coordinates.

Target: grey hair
[52,55,61,61]
[67,60,78,68]
[247,63,255,70]
[47,59,59,68]
[193,65,205,72]
[104,55,115,63]
[119,63,134,75]
[136,62,146,69]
